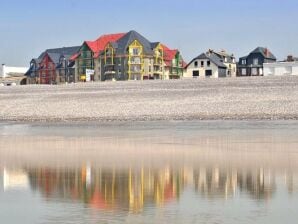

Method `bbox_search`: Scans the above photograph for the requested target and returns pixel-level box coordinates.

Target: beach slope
[0,76,298,122]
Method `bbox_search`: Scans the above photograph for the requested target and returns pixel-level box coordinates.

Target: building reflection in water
[193,167,276,200]
[25,165,184,213]
[3,165,296,212]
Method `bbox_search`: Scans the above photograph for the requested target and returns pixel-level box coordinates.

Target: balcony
[104,70,116,75]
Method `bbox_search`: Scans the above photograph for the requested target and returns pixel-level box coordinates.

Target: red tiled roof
[85,33,126,57]
[161,44,178,66]
[161,44,187,68]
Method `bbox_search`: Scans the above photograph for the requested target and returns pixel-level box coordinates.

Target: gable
[39,53,55,65]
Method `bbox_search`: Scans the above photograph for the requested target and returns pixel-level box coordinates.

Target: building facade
[73,33,125,82]
[96,30,185,81]
[184,50,232,78]
[25,46,80,84]
[211,50,236,77]
[264,56,298,76]
[237,47,276,76]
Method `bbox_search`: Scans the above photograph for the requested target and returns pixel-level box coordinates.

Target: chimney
[264,48,269,57]
[207,49,213,56]
[287,55,294,62]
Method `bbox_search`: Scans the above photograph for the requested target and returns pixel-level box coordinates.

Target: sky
[0,0,297,67]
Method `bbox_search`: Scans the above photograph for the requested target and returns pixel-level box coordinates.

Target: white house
[0,64,28,85]
[185,51,227,78]
[264,61,298,76]
[1,64,28,78]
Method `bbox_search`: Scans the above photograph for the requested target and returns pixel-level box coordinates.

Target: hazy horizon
[0,0,297,67]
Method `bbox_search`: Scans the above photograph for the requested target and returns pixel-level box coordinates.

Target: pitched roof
[47,52,61,64]
[161,44,187,68]
[115,30,153,55]
[250,47,276,60]
[84,33,125,55]
[85,30,186,68]
[211,50,235,63]
[209,53,227,68]
[36,46,80,67]
[69,52,80,61]
[186,52,227,68]
[162,44,178,66]
[150,42,160,49]
[38,46,80,59]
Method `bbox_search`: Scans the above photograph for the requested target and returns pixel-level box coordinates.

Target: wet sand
[0,76,298,122]
[1,120,298,170]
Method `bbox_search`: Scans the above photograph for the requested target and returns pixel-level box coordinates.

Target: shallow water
[0,121,298,224]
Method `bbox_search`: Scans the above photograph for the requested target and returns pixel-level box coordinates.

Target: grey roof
[110,42,118,49]
[150,42,160,49]
[115,30,154,55]
[30,46,80,71]
[212,50,235,63]
[187,53,226,68]
[38,46,80,59]
[30,58,41,64]
[47,52,61,64]
[239,56,248,60]
[250,47,276,60]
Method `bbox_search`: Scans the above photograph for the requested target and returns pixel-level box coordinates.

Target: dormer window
[242,59,246,65]
[253,58,259,65]
[132,48,139,56]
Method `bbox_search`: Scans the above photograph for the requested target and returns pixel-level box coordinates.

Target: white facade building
[184,52,227,78]
[263,62,298,76]
[1,64,28,78]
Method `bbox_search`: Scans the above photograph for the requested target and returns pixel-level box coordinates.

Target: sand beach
[0,76,298,122]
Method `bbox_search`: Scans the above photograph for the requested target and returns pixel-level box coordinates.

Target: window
[242,68,246,75]
[207,61,211,67]
[242,59,246,65]
[131,57,141,64]
[252,68,258,75]
[132,48,139,55]
[253,58,259,65]
[172,59,176,66]
[193,70,199,77]
[205,70,212,76]
[194,61,198,67]
[201,61,204,67]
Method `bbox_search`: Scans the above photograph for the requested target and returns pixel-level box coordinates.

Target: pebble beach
[0,76,298,122]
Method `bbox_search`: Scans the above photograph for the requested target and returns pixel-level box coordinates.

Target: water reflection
[24,166,184,213]
[194,167,277,200]
[1,121,298,223]
[3,165,298,213]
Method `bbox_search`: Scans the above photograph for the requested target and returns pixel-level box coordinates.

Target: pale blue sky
[0,0,297,66]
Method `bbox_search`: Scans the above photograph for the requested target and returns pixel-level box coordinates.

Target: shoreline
[1,76,298,123]
[1,116,298,124]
